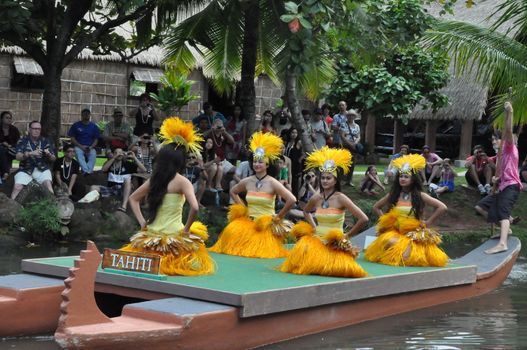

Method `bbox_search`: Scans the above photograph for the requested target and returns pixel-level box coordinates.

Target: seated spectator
[53,143,82,200]
[421,145,442,185]
[68,108,99,174]
[429,158,457,198]
[131,93,158,137]
[0,111,21,181]
[310,108,328,149]
[277,155,291,191]
[183,153,207,207]
[103,108,133,154]
[192,102,226,131]
[90,148,146,212]
[11,121,56,199]
[384,144,409,185]
[360,165,385,195]
[465,145,495,195]
[202,138,224,191]
[520,155,527,190]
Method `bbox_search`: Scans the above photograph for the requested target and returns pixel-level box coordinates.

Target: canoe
[0,227,520,349]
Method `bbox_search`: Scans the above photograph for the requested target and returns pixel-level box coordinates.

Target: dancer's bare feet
[485,243,508,254]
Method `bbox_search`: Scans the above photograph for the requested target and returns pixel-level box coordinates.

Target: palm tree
[423,0,527,125]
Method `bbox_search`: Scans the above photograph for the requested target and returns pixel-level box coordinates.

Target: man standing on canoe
[475,101,522,254]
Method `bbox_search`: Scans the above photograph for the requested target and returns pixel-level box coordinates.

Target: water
[1,244,526,349]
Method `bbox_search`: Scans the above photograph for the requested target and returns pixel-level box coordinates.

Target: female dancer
[280,147,368,277]
[210,132,296,258]
[121,117,215,276]
[364,154,448,267]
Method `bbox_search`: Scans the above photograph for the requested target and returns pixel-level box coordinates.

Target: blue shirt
[15,136,55,174]
[331,113,347,144]
[68,121,100,146]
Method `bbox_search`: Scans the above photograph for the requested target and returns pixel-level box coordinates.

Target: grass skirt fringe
[280,221,367,277]
[120,221,215,276]
[364,209,448,267]
[209,204,289,258]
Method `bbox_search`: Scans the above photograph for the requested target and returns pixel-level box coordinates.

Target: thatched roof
[411,0,508,121]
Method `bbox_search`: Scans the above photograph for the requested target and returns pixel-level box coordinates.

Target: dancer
[364,154,448,267]
[280,147,368,277]
[121,117,214,276]
[210,132,296,258]
[475,101,522,254]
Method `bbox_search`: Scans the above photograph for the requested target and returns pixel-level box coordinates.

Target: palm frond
[490,88,527,128]
[489,0,527,38]
[298,55,336,101]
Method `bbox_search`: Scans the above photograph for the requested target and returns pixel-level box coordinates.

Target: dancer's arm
[129,179,150,229]
[181,176,199,234]
[272,178,296,220]
[338,193,368,237]
[230,178,248,204]
[302,194,320,228]
[372,194,390,216]
[421,192,447,226]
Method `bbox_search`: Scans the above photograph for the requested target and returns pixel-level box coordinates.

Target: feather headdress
[392,154,426,174]
[249,132,283,162]
[159,117,203,154]
[305,146,352,176]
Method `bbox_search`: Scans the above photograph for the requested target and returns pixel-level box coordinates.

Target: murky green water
[1,243,526,349]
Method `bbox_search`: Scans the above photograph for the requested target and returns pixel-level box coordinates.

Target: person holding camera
[298,171,319,209]
[429,158,457,198]
[192,102,227,131]
[103,108,133,154]
[184,152,207,208]
[280,146,368,277]
[89,147,146,212]
[132,93,158,137]
[134,133,157,175]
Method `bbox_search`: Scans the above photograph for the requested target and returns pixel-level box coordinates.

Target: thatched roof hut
[411,0,509,121]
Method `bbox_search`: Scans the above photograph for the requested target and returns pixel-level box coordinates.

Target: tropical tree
[0,0,198,143]
[423,0,527,126]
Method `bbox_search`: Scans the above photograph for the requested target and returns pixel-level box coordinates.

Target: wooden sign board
[102,248,160,275]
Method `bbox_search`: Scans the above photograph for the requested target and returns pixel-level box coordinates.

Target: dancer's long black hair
[147,143,186,222]
[387,172,424,219]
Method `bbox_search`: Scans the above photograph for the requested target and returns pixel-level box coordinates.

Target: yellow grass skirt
[209,204,289,258]
[120,221,215,276]
[279,221,367,277]
[364,208,448,267]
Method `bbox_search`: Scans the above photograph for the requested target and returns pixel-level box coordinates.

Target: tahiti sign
[102,248,160,275]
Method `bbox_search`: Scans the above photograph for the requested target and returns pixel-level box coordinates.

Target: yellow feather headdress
[305,146,352,176]
[249,132,283,162]
[392,154,426,174]
[159,117,203,154]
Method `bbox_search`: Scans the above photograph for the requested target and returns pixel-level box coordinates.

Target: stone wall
[0,53,313,136]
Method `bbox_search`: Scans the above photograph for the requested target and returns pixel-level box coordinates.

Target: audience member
[202,137,224,191]
[297,170,319,210]
[277,155,292,191]
[331,101,348,146]
[285,127,304,196]
[90,148,146,212]
[338,109,362,186]
[103,108,133,154]
[275,108,292,138]
[203,119,234,162]
[465,144,495,195]
[184,153,207,207]
[429,158,457,198]
[0,111,21,181]
[53,143,82,200]
[310,108,328,149]
[421,145,442,185]
[383,144,409,185]
[133,133,157,175]
[225,104,247,163]
[192,102,226,131]
[360,165,385,195]
[68,108,99,174]
[11,121,56,199]
[131,93,158,136]
[259,110,277,134]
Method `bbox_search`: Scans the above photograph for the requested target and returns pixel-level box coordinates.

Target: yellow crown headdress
[392,154,426,174]
[305,146,352,177]
[249,132,283,162]
[159,117,203,154]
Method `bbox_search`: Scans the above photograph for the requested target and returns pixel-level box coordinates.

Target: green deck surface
[29,252,459,295]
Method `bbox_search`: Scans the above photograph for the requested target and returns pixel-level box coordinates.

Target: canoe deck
[21,227,478,317]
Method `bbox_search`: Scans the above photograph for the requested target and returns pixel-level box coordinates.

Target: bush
[17,198,61,241]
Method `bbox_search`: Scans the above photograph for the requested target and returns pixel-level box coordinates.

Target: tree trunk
[425,119,437,151]
[285,68,314,153]
[239,3,259,138]
[393,118,405,154]
[364,110,376,153]
[41,63,63,146]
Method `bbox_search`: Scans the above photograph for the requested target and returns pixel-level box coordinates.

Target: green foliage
[151,71,200,114]
[96,120,108,132]
[17,199,61,240]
